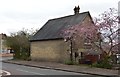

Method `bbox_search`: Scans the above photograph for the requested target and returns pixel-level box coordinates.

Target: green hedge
[13,50,30,60]
[92,57,112,69]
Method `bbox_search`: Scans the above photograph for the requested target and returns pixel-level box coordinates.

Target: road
[1,57,102,77]
[2,62,87,75]
[1,57,87,75]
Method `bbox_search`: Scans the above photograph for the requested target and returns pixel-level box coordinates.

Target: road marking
[1,70,11,76]
[16,69,45,75]
[3,70,11,75]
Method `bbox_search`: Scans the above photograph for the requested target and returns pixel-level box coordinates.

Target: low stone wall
[0,53,13,57]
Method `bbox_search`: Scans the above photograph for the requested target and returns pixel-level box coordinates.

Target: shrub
[13,50,30,60]
[92,62,112,69]
[92,57,112,69]
[64,60,75,65]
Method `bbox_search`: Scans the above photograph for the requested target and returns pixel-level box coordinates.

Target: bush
[64,60,75,65]
[13,50,30,60]
[92,62,112,69]
[92,57,112,69]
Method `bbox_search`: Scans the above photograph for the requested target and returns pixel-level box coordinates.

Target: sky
[0,0,119,35]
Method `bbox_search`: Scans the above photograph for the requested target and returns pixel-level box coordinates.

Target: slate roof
[30,11,91,41]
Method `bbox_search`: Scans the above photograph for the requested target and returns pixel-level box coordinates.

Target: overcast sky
[0,0,119,35]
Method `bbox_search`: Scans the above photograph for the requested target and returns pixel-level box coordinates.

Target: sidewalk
[3,60,118,76]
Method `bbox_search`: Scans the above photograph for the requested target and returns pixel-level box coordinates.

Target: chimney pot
[74,6,80,15]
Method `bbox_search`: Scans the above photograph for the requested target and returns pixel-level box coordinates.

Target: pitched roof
[30,11,91,41]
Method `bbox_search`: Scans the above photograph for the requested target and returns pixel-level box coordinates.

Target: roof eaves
[30,38,63,42]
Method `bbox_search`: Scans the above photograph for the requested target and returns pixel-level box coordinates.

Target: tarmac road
[1,62,87,75]
[1,57,86,75]
[1,57,103,77]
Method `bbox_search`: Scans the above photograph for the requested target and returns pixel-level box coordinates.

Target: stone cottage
[30,6,97,63]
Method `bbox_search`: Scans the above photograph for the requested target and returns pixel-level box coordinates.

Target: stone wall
[30,39,70,63]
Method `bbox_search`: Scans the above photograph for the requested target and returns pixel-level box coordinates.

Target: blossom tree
[61,18,98,62]
[61,8,119,61]
[96,8,119,55]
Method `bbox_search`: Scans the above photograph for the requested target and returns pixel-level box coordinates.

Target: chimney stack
[74,6,80,15]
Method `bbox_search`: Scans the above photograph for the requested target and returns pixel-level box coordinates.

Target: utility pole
[0,34,3,70]
[118,1,120,76]
[0,37,3,54]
